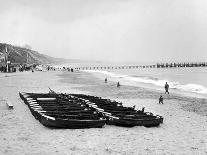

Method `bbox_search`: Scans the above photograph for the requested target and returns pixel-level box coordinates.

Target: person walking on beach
[117,82,120,87]
[159,95,163,104]
[105,77,107,83]
[165,82,169,94]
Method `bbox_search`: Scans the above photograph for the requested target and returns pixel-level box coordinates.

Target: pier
[73,62,207,70]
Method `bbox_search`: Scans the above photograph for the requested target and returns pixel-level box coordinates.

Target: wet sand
[0,71,207,155]
[59,71,207,116]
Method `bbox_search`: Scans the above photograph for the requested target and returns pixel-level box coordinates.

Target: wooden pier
[73,62,207,70]
[156,62,207,68]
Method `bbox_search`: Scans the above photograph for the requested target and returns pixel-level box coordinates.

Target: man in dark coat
[165,82,169,94]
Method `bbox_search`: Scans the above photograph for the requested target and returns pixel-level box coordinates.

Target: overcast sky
[0,0,207,63]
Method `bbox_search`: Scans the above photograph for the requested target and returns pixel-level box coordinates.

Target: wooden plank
[41,114,55,120]
[36,98,56,101]
[6,100,13,110]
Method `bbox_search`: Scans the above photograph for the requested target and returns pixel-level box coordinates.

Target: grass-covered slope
[0,43,69,64]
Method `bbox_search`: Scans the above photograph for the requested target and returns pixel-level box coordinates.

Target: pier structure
[156,62,207,68]
[74,64,155,70]
[72,62,207,70]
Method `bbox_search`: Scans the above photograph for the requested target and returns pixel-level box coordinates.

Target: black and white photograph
[0,0,207,154]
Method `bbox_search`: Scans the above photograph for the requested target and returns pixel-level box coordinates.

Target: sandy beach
[0,70,207,155]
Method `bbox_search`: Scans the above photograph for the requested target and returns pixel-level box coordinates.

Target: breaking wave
[84,70,207,95]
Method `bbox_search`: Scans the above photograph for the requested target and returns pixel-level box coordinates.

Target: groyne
[73,62,207,70]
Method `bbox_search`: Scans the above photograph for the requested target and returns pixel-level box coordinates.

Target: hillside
[0,43,71,65]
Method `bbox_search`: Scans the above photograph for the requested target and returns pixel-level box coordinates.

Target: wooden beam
[4,98,13,110]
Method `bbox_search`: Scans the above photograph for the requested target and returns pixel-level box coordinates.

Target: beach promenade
[0,71,207,155]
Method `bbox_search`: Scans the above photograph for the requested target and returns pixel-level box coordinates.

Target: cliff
[0,43,70,65]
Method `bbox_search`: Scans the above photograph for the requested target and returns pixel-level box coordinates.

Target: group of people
[105,77,120,87]
[159,82,169,104]
[104,77,170,104]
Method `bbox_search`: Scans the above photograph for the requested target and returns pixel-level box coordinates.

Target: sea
[57,62,207,99]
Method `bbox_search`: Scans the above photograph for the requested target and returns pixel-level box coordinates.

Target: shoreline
[0,71,206,154]
[81,68,207,99]
[58,71,207,117]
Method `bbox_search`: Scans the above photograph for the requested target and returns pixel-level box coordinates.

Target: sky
[0,0,207,63]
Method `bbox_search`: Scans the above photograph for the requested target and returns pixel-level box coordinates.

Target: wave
[84,70,207,95]
[177,84,207,94]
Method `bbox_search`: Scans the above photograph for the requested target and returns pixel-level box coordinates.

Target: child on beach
[117,82,120,87]
[105,77,107,83]
[159,95,163,104]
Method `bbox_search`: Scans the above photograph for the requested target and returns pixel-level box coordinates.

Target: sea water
[60,62,207,98]
[86,66,207,99]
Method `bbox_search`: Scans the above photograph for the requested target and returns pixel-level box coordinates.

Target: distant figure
[132,105,136,109]
[71,68,73,72]
[141,107,145,112]
[165,82,169,94]
[159,95,163,104]
[105,77,107,83]
[117,82,120,87]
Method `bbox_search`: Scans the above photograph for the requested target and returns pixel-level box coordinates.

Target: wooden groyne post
[156,62,207,68]
[73,62,207,71]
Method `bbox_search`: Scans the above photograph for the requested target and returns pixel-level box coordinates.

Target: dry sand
[0,71,207,155]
